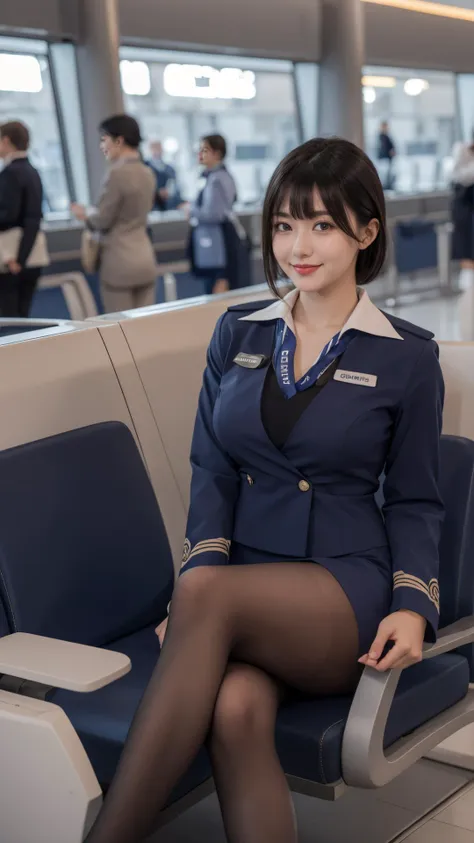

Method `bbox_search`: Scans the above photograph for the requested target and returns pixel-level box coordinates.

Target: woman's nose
[292,231,314,259]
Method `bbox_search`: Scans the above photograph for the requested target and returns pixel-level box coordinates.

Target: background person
[0,121,44,317]
[71,114,157,314]
[146,140,182,211]
[188,134,243,295]
[451,134,474,290]
[377,120,396,190]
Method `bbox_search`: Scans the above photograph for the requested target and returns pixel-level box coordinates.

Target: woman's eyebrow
[274,210,330,219]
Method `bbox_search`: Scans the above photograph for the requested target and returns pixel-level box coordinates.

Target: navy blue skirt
[229,542,392,657]
[452,185,474,261]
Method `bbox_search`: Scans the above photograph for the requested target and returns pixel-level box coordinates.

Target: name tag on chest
[334,369,378,387]
[234,352,268,369]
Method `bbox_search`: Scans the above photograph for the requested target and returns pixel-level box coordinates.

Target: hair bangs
[273,163,358,243]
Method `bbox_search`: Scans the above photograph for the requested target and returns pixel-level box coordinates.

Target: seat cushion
[52,624,212,805]
[54,640,468,799]
[275,653,469,785]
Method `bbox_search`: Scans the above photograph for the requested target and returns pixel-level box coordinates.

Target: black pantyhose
[84,562,360,843]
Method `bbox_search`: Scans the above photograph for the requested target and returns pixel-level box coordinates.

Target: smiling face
[272,189,379,296]
[262,138,387,296]
[100,133,123,162]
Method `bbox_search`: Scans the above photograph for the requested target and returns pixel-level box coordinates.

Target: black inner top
[261,357,341,450]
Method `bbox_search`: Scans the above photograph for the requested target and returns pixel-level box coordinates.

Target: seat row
[0,286,473,842]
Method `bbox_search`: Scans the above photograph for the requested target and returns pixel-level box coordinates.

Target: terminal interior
[3,1,474,841]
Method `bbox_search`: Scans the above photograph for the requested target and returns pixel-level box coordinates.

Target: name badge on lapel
[233,352,269,370]
[334,369,378,387]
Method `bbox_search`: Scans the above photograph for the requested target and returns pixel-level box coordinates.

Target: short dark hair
[201,134,227,160]
[0,121,30,152]
[262,137,387,295]
[99,114,142,149]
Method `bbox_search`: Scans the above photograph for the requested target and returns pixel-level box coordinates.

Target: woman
[188,134,244,295]
[451,135,474,289]
[85,138,444,843]
[72,114,157,313]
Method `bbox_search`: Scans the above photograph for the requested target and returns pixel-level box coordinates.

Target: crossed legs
[85,562,360,843]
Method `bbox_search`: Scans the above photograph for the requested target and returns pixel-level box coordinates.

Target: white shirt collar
[3,151,28,167]
[239,286,403,341]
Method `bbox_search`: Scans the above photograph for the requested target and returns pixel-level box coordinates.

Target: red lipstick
[292,264,322,276]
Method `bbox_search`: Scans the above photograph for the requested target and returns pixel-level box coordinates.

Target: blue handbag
[192,223,226,270]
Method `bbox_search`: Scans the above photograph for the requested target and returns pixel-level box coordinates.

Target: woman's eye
[274,222,291,232]
[315,221,332,232]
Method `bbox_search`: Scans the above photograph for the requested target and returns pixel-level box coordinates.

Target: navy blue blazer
[182,297,444,636]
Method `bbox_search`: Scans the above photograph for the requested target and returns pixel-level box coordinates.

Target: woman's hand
[71,202,87,221]
[359,610,426,672]
[6,259,21,275]
[155,617,168,646]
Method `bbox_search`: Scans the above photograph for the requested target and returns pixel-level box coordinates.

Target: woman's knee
[210,664,280,751]
[172,565,223,616]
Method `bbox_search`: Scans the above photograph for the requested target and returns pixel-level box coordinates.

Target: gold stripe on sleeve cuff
[393,571,440,613]
[182,537,231,567]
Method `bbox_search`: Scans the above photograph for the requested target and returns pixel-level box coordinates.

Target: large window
[362,66,457,194]
[0,37,70,212]
[120,47,300,207]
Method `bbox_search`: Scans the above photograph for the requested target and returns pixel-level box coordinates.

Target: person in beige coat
[72,114,157,313]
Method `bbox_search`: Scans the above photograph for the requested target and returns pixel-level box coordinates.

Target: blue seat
[54,624,212,803]
[31,284,72,320]
[394,219,438,274]
[0,423,211,807]
[0,423,473,822]
[275,653,468,785]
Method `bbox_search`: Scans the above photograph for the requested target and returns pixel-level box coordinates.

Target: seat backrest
[439,343,474,441]
[100,286,279,508]
[438,435,474,676]
[0,422,174,647]
[0,594,9,639]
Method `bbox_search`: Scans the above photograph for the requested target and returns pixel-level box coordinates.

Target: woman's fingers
[360,638,422,672]
[358,623,392,667]
[358,611,424,672]
[374,640,411,671]
[155,618,168,644]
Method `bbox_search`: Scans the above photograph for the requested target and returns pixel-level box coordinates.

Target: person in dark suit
[0,121,44,317]
[377,121,396,190]
[146,140,183,211]
[84,139,443,843]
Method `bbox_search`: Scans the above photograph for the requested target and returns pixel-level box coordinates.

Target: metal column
[76,0,124,199]
[318,0,365,147]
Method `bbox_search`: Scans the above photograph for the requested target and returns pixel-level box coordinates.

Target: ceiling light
[163,137,179,155]
[0,54,42,93]
[362,75,396,88]
[120,60,151,96]
[363,87,377,103]
[404,78,429,96]
[163,63,256,100]
[362,0,474,24]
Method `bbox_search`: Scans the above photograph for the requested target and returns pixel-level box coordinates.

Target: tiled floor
[384,288,471,342]
[400,782,474,841]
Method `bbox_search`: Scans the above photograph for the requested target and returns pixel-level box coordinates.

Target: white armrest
[0,633,131,692]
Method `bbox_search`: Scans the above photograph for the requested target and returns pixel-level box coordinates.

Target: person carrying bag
[0,121,47,317]
[188,134,252,295]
